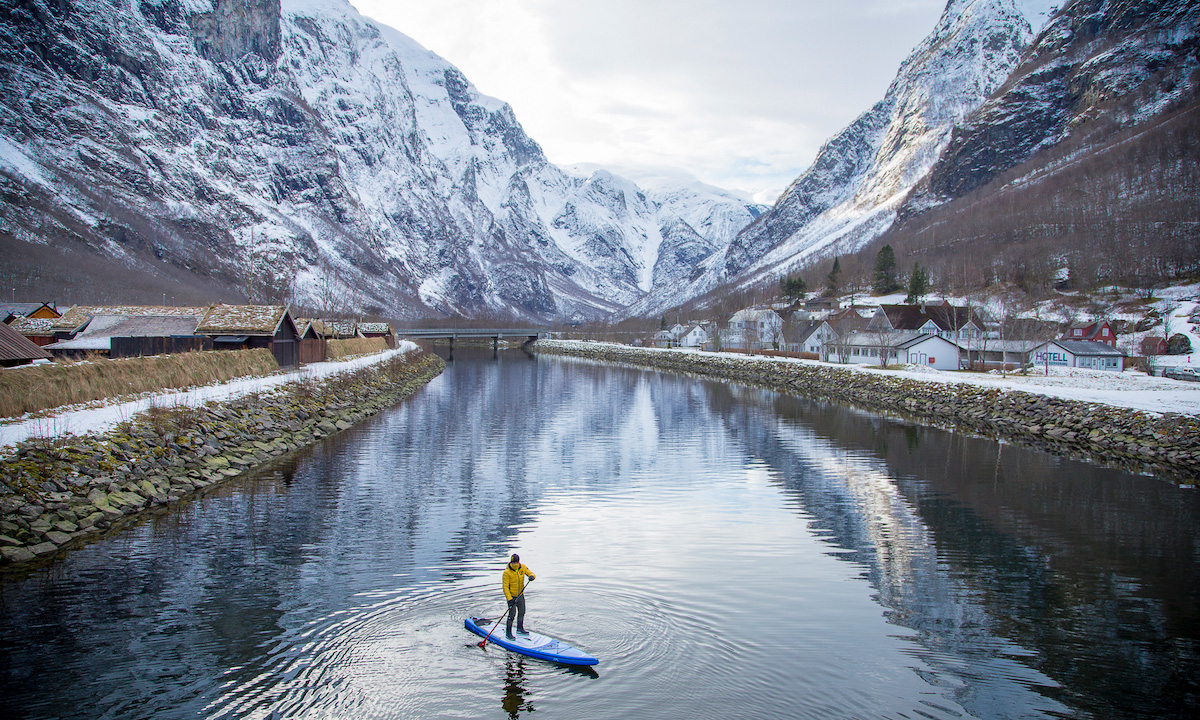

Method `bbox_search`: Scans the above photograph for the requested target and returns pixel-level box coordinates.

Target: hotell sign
[1033,350,1069,366]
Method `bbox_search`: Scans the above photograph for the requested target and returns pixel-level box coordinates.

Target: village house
[788,319,836,359]
[868,301,986,342]
[963,340,1044,371]
[1061,320,1118,348]
[833,331,962,370]
[0,320,51,367]
[196,304,300,368]
[726,308,784,350]
[678,324,709,348]
[1139,335,1169,356]
[652,329,676,348]
[1029,339,1124,371]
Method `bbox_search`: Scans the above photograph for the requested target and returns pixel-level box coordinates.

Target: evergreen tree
[872,245,900,295]
[825,257,841,297]
[905,262,930,304]
[779,274,807,302]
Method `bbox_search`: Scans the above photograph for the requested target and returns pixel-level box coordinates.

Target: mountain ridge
[0,0,761,320]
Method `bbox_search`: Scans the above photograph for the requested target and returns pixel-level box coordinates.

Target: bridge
[394,328,547,351]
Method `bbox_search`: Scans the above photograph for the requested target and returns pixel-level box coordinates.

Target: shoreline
[533,340,1200,482]
[0,351,445,572]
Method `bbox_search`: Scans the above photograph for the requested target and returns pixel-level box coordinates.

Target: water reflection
[0,349,1195,720]
[707,383,1200,718]
[501,656,535,718]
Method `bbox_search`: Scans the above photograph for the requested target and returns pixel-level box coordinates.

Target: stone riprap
[0,351,444,570]
[535,341,1200,481]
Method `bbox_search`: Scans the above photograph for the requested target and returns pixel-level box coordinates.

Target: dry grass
[0,349,279,418]
[326,337,388,360]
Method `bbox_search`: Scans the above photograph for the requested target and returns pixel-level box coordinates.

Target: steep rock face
[917,0,1200,203]
[729,0,1034,276]
[191,0,282,63]
[0,0,759,320]
[627,0,1037,318]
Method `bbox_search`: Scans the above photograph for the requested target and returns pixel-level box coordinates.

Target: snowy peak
[0,0,759,320]
[627,0,1037,318]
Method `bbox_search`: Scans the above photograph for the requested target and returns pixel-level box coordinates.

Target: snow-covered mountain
[914,0,1200,206]
[0,0,760,320]
[624,0,1045,317]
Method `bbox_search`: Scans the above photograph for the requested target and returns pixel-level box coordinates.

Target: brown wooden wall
[110,336,214,358]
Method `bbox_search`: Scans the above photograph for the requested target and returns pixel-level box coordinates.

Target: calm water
[1,348,1197,719]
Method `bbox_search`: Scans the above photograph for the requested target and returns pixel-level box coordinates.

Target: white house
[835,331,908,366]
[834,331,961,370]
[679,325,709,348]
[727,308,784,350]
[789,320,836,358]
[896,334,962,371]
[1029,339,1124,371]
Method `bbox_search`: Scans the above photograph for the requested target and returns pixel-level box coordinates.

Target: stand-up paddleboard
[465,617,599,666]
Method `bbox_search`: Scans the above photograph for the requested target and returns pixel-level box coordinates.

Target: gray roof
[792,320,829,344]
[83,315,200,338]
[46,315,200,352]
[896,333,962,350]
[1046,339,1125,356]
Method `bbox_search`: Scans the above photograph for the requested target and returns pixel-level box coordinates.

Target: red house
[1140,336,1169,356]
[1061,320,1118,348]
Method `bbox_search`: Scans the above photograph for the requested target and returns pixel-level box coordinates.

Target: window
[1074,328,1083,336]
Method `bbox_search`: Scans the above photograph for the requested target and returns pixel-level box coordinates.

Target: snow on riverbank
[1,343,418,448]
[556,342,1200,416]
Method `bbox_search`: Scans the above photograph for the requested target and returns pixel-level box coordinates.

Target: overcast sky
[348,0,953,203]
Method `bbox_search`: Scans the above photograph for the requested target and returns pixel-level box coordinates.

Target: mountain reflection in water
[0,348,1195,720]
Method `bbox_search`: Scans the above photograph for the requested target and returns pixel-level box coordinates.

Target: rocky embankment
[535,341,1200,481]
[0,351,444,570]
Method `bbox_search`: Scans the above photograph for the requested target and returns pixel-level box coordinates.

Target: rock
[0,534,21,547]
[52,520,79,533]
[29,541,58,556]
[1,546,36,563]
[45,530,72,546]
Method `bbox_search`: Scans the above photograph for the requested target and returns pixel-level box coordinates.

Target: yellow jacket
[502,562,536,601]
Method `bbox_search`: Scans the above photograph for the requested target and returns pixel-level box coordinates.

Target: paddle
[478,578,533,649]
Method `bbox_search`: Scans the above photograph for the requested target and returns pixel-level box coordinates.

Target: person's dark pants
[506,596,526,635]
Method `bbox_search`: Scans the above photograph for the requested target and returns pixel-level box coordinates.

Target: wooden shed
[197,305,300,368]
[295,319,328,364]
[0,320,51,367]
[357,322,395,348]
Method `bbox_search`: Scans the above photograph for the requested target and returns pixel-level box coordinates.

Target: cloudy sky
[348,0,956,203]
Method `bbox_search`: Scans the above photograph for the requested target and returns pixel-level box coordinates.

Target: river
[1,348,1196,719]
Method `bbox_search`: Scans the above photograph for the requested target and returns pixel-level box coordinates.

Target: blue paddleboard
[465,616,599,666]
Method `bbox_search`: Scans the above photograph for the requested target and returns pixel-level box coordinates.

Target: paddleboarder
[503,554,536,639]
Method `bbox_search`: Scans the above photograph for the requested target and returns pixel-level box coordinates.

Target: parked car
[1164,367,1200,382]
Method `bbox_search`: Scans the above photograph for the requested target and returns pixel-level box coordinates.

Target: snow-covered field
[557,342,1200,417]
[1,343,418,448]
